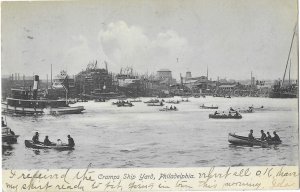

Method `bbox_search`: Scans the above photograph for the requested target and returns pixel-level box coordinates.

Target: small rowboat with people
[200,104,218,109]
[250,105,265,111]
[25,140,74,150]
[238,107,254,113]
[147,102,164,106]
[117,102,134,107]
[181,98,190,102]
[144,99,160,103]
[129,99,142,102]
[228,133,281,147]
[159,106,178,111]
[228,133,269,147]
[209,112,242,119]
[165,100,180,104]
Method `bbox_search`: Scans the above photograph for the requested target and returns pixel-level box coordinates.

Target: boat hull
[25,140,74,150]
[147,103,164,106]
[209,114,242,119]
[228,133,281,147]
[2,135,19,144]
[47,106,85,115]
[200,106,218,109]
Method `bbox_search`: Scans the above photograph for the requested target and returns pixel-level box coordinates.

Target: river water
[2,97,298,169]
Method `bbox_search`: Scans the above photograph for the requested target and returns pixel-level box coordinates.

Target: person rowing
[44,136,52,146]
[260,130,267,141]
[272,131,281,142]
[266,132,272,141]
[32,132,41,144]
[68,135,75,148]
[248,130,254,140]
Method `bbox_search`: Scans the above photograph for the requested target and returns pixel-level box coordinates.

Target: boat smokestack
[33,75,39,99]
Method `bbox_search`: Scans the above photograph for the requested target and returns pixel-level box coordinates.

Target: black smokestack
[32,75,39,100]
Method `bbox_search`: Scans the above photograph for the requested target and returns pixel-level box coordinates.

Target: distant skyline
[1,0,298,81]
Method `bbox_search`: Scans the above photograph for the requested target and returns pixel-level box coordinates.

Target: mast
[51,64,53,89]
[282,25,296,87]
[46,74,49,89]
[288,58,291,86]
[206,66,208,80]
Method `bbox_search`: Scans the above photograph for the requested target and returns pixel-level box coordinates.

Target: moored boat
[25,140,74,150]
[2,126,19,144]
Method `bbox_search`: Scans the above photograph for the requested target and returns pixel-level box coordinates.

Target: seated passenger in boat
[214,111,218,115]
[2,117,6,127]
[272,131,281,142]
[174,106,177,110]
[248,130,254,140]
[68,135,75,147]
[44,136,52,146]
[266,132,272,140]
[170,105,173,110]
[32,132,40,144]
[234,111,239,116]
[260,130,266,141]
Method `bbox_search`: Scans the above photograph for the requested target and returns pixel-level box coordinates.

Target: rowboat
[147,103,164,106]
[47,106,85,115]
[228,133,281,147]
[25,140,74,150]
[159,108,178,112]
[117,103,134,107]
[200,105,218,109]
[165,100,180,104]
[238,108,254,113]
[129,99,142,102]
[209,114,242,119]
[144,99,160,103]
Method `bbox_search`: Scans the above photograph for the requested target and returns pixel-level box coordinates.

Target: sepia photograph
[1,0,299,191]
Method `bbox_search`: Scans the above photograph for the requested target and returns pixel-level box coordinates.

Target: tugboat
[2,75,85,115]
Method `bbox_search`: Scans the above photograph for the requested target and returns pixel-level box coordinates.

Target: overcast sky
[1,0,298,80]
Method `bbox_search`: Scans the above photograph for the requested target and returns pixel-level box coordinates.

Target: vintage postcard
[1,0,299,191]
